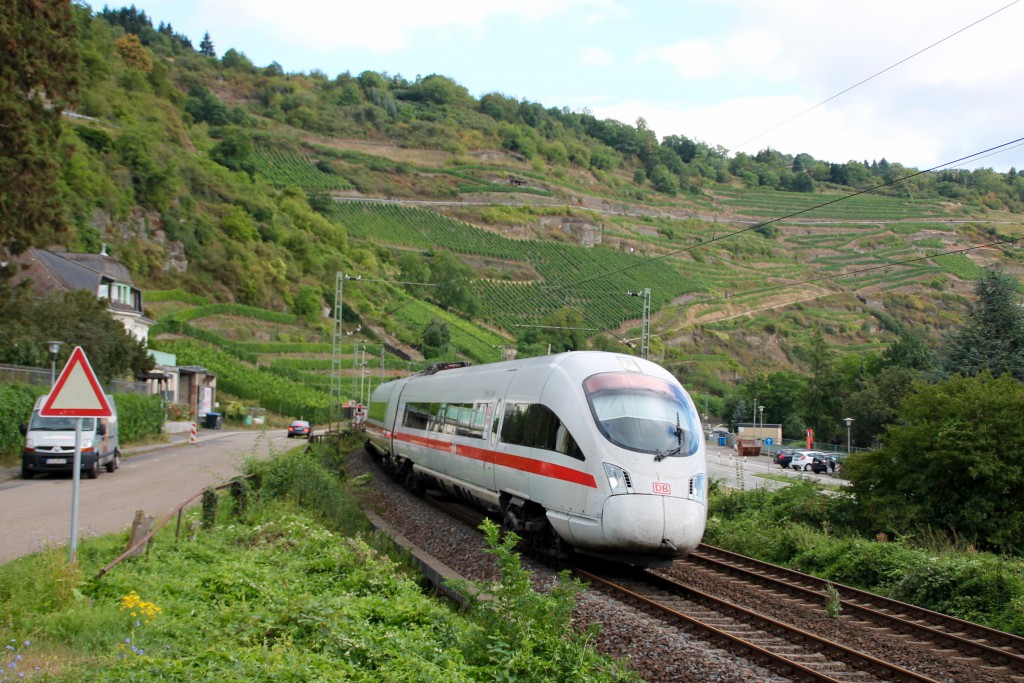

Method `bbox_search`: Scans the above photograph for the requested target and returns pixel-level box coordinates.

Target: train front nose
[600,494,706,556]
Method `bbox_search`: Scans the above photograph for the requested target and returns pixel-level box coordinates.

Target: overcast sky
[118,0,1024,172]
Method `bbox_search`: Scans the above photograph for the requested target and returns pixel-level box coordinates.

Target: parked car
[21,392,120,479]
[790,451,826,471]
[287,419,311,438]
[773,448,796,468]
[813,454,839,474]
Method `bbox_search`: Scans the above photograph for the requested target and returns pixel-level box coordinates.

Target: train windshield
[583,372,701,457]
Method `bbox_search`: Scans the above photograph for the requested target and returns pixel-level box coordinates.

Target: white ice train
[364,351,707,566]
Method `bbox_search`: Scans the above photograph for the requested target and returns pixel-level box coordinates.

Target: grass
[0,444,640,682]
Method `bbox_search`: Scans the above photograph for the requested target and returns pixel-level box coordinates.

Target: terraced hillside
[145,293,508,423]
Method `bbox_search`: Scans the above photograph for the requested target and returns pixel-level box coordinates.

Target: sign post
[39,346,113,563]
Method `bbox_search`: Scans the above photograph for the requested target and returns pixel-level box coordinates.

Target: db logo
[653,482,671,495]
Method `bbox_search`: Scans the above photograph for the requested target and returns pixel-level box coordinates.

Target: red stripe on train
[392,431,597,488]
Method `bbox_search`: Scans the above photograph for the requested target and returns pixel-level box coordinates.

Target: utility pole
[329,273,344,432]
[329,273,365,430]
[627,288,651,359]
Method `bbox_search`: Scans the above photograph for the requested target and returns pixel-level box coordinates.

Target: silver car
[790,450,826,471]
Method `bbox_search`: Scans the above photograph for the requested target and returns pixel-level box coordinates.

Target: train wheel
[502,508,522,535]
[500,498,525,537]
[402,464,424,496]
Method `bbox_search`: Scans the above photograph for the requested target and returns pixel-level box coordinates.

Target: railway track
[576,563,936,682]
[421,491,1024,682]
[666,544,1024,680]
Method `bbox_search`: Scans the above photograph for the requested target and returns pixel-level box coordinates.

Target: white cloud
[578,46,615,67]
[603,1,1024,170]
[584,93,1001,170]
[202,0,628,53]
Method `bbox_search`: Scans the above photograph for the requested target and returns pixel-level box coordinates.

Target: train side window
[426,403,440,432]
[449,402,485,439]
[439,403,460,435]
[368,400,387,423]
[500,402,584,461]
[555,425,585,461]
[525,404,584,460]
[470,401,488,438]
[524,403,558,450]
[501,402,530,445]
[491,400,503,445]
[403,402,430,430]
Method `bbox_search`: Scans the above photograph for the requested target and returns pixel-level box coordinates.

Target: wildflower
[119,591,162,623]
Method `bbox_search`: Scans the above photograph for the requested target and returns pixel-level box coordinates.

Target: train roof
[409,351,676,382]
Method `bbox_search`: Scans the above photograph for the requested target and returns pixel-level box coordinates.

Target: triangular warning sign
[39,346,113,417]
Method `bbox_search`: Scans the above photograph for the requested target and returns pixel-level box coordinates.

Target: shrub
[113,393,166,443]
[448,520,641,682]
[0,384,47,458]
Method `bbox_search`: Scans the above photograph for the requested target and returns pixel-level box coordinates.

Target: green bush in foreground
[0,447,638,682]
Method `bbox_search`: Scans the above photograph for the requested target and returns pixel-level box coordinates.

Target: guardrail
[95,475,255,579]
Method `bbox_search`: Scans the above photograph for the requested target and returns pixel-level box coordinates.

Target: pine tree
[199,31,215,57]
[942,268,1024,379]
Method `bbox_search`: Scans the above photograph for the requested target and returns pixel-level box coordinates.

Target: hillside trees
[398,252,432,298]
[429,251,479,316]
[394,251,479,317]
[845,372,1024,555]
[941,268,1024,380]
[883,327,934,371]
[421,317,451,358]
[0,288,153,381]
[751,371,807,437]
[842,367,918,447]
[803,329,843,442]
[517,307,587,355]
[199,31,215,57]
[0,0,80,259]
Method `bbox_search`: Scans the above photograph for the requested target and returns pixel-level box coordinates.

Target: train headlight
[690,473,706,504]
[603,463,633,494]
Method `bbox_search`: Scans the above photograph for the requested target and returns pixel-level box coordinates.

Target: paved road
[704,444,849,491]
[0,429,292,564]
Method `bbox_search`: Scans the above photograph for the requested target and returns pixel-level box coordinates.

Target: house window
[109,283,132,306]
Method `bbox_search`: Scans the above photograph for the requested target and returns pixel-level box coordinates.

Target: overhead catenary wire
[729,1,1020,154]
[543,136,1024,296]
[346,138,1024,354]
[660,235,1021,314]
[523,137,1024,347]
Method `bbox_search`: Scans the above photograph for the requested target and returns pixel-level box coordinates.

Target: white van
[20,394,120,480]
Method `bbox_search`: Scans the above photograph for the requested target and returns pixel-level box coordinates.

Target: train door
[494,367,553,500]
[481,398,499,493]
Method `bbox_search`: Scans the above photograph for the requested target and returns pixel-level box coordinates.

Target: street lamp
[758,405,764,437]
[44,340,63,387]
[844,417,854,455]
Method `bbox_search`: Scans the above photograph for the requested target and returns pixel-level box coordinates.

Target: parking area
[705,443,850,488]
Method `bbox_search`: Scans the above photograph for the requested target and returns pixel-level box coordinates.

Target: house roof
[14,248,135,295]
[178,365,215,376]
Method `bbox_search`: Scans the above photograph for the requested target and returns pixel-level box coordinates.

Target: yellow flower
[120,591,162,623]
